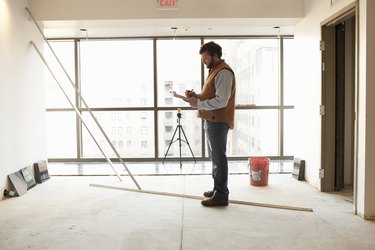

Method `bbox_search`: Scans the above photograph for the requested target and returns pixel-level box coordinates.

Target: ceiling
[42,18,301,38]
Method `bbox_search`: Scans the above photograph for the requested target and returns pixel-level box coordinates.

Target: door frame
[320,2,359,212]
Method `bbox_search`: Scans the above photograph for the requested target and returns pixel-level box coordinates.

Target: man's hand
[187,97,198,108]
[185,89,197,98]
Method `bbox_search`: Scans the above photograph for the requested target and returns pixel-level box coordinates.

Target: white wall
[294,0,375,219]
[0,0,46,199]
[293,0,355,189]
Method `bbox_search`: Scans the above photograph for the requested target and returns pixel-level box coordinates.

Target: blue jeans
[204,120,229,201]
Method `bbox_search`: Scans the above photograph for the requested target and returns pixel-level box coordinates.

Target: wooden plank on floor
[90,183,313,212]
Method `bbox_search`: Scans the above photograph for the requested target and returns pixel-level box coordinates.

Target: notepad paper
[170,91,189,101]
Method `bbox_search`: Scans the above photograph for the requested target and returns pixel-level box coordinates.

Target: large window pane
[228,110,279,157]
[157,40,201,107]
[45,41,75,108]
[284,38,297,105]
[82,111,155,158]
[206,39,280,106]
[284,109,297,156]
[158,110,202,158]
[46,112,77,158]
[80,40,154,107]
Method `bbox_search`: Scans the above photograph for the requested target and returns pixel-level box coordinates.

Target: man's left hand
[187,97,198,108]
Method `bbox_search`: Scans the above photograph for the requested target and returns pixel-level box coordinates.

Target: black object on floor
[34,160,50,183]
[21,165,37,190]
[293,158,305,181]
[8,171,28,196]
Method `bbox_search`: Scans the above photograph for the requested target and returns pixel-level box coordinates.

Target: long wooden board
[90,183,313,212]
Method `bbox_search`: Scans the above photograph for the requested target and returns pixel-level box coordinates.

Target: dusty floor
[0,163,374,250]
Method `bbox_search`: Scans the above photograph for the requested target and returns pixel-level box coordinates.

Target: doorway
[321,8,356,199]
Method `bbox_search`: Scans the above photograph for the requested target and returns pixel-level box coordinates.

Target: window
[164,98,173,105]
[284,38,298,105]
[158,110,202,158]
[164,81,173,91]
[46,112,76,158]
[157,40,201,107]
[165,126,173,133]
[44,41,75,109]
[82,111,154,158]
[46,37,293,161]
[80,40,154,108]
[141,126,147,135]
[209,39,279,106]
[228,110,279,157]
[206,39,281,157]
[118,141,123,149]
[140,112,147,120]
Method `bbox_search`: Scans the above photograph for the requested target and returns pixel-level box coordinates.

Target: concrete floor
[1,173,375,250]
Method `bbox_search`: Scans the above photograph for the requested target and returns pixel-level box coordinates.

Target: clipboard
[170,91,189,101]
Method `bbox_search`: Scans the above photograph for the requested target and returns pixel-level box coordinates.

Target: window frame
[45,36,294,162]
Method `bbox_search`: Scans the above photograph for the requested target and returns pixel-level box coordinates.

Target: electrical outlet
[319,169,325,178]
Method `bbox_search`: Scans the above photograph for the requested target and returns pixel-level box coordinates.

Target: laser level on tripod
[163,108,196,167]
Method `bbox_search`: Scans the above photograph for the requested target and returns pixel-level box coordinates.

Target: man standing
[186,41,236,206]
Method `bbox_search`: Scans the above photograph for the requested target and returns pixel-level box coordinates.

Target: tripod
[163,110,196,167]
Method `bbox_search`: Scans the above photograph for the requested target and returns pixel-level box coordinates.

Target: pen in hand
[185,89,195,98]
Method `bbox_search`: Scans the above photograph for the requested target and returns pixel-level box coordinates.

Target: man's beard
[207,59,215,69]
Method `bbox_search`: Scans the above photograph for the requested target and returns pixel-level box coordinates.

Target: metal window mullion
[75,39,83,160]
[279,37,284,157]
[153,38,159,159]
[200,37,206,159]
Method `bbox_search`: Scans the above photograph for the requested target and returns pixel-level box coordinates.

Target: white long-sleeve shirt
[197,69,234,110]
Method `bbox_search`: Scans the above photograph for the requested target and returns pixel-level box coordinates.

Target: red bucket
[249,157,270,186]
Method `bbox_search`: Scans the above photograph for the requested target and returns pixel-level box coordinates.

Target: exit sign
[156,0,179,10]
